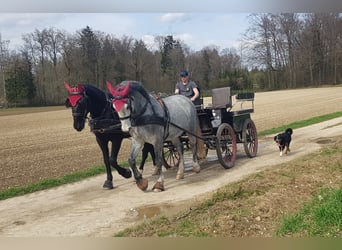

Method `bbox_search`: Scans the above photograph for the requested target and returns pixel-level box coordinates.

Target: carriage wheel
[162,142,180,169]
[216,123,237,169]
[242,118,258,158]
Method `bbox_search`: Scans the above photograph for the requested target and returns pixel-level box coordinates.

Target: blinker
[68,95,83,107]
[112,98,128,112]
[106,81,131,112]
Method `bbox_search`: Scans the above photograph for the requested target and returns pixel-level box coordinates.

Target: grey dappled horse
[106,81,201,192]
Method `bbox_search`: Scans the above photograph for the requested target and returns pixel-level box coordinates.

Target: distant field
[0,106,65,116]
[1,86,342,191]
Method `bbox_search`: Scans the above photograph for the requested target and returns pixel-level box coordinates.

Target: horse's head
[106,81,132,132]
[64,82,88,132]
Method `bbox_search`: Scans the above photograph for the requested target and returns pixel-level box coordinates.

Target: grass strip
[258,111,342,137]
[0,165,107,200]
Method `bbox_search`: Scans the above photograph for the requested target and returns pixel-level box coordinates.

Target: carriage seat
[211,87,232,109]
[232,92,255,115]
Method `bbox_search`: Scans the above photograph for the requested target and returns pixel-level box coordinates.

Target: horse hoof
[176,173,184,180]
[152,181,165,192]
[192,164,201,173]
[120,168,132,178]
[137,178,148,191]
[103,180,114,189]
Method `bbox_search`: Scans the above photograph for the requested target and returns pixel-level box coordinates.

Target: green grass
[0,111,341,201]
[258,111,342,137]
[0,164,127,200]
[277,187,342,237]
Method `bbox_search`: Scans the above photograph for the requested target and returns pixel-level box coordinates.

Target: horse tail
[196,119,206,160]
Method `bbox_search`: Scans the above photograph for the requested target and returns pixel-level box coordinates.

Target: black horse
[64,82,154,189]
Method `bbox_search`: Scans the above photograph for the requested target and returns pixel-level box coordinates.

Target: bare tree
[243,14,276,89]
[97,35,116,89]
[278,13,302,88]
[0,34,10,107]
[60,33,82,83]
[45,28,65,74]
[22,29,50,103]
[111,35,134,84]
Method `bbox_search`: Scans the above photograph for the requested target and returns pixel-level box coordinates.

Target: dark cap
[180,70,188,77]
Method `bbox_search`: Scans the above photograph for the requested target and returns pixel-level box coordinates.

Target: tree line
[0,13,341,107]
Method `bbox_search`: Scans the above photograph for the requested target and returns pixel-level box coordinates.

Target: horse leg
[148,143,158,175]
[141,143,158,175]
[189,135,201,173]
[110,136,132,178]
[173,138,186,180]
[129,140,148,191]
[149,144,156,166]
[152,140,165,192]
[139,143,149,172]
[96,136,114,189]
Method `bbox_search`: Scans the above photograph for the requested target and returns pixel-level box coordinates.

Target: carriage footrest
[233,108,254,116]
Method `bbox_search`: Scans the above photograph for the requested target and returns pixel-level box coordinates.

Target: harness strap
[135,94,170,140]
[168,120,204,141]
[90,124,123,134]
[130,94,170,140]
[133,115,165,126]
[87,92,124,134]
[154,95,170,140]
[129,98,148,124]
[89,118,121,133]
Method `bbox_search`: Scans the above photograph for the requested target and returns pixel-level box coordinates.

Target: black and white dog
[274,128,293,156]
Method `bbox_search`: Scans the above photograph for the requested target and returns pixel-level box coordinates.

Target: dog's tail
[285,128,293,135]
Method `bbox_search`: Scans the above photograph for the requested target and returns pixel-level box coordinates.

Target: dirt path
[1,116,342,236]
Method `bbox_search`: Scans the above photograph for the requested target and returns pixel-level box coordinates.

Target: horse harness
[124,93,203,141]
[88,92,122,134]
[117,93,170,140]
[114,90,203,141]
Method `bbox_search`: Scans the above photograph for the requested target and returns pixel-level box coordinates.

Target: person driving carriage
[175,70,201,106]
[174,70,206,160]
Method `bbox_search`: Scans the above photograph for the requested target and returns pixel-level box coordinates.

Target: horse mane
[120,81,151,100]
[83,84,108,98]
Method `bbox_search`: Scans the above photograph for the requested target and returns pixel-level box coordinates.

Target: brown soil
[0,86,342,236]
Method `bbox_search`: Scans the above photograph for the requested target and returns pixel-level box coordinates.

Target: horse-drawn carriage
[162,86,258,169]
[65,81,257,192]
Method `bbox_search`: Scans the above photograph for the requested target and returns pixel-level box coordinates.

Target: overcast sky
[0,13,251,52]
[0,0,340,51]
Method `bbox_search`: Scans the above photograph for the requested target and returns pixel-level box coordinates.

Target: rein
[89,121,122,133]
[168,120,204,141]
[89,96,122,134]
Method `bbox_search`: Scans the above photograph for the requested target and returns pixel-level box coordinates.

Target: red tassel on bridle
[64,82,85,94]
[106,81,130,112]
[64,82,85,107]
